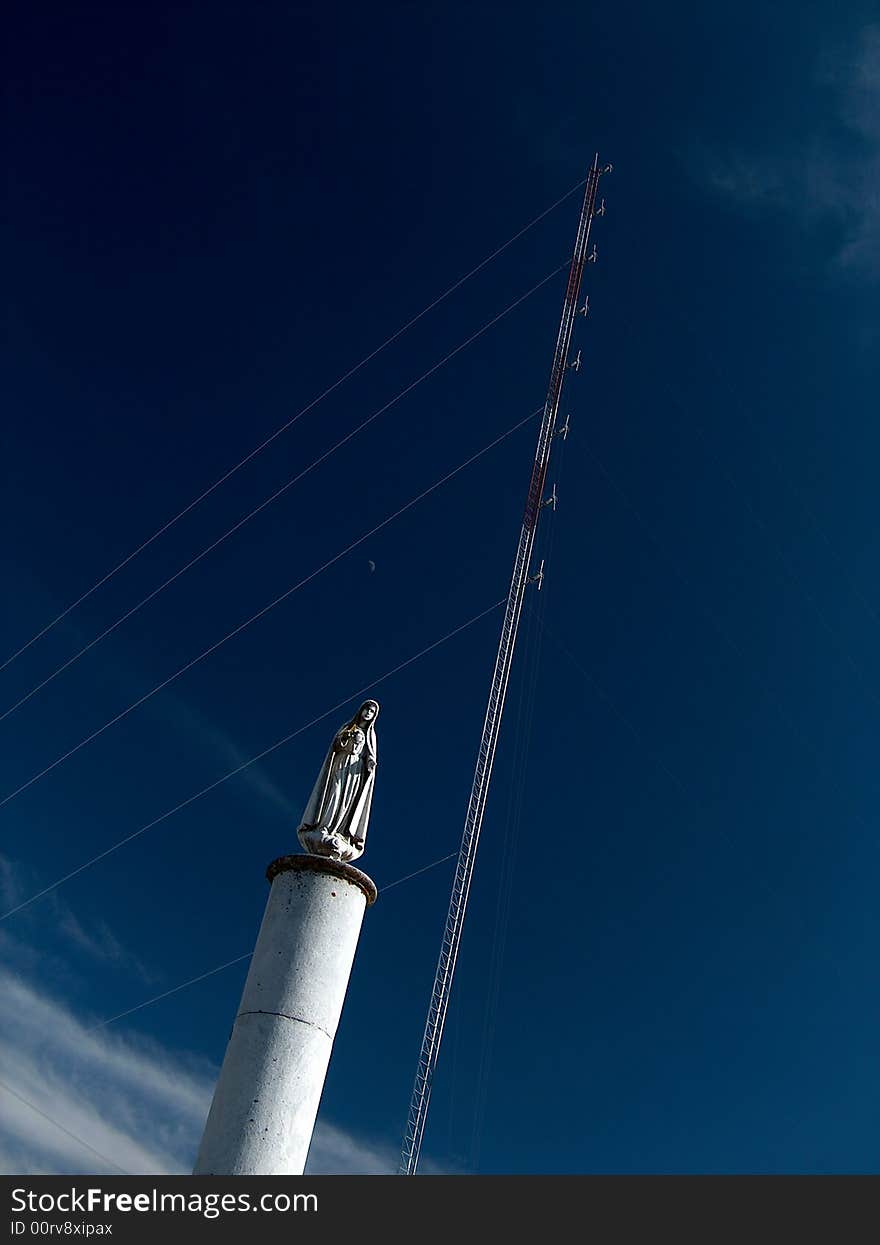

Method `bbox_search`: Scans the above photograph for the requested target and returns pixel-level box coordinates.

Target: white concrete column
[193,853,377,1175]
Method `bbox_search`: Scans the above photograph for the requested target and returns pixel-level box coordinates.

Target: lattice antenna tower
[399,153,611,1174]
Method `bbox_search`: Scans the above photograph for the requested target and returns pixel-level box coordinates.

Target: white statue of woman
[297,700,379,864]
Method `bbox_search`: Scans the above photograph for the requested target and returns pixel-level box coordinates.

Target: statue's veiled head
[357,700,379,724]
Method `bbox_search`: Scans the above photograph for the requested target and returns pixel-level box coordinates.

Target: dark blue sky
[2,2,879,1174]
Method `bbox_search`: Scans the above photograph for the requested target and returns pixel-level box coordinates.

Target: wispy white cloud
[196,719,297,818]
[0,853,157,984]
[157,692,298,819]
[305,1121,398,1175]
[0,963,407,1176]
[57,910,147,972]
[0,966,213,1175]
[701,24,880,276]
[0,854,24,911]
[0,866,424,1177]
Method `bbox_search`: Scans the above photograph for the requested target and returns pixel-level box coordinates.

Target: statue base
[297,824,364,865]
[266,852,378,906]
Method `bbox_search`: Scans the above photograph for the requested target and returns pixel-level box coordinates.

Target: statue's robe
[298,717,377,853]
